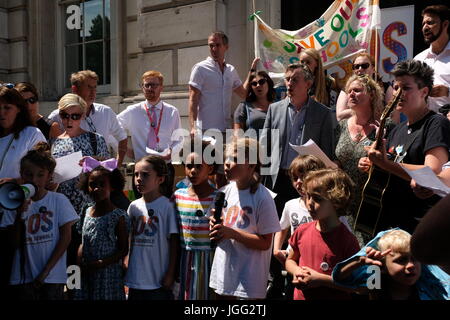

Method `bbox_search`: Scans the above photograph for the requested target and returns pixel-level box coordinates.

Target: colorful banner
[254,0,381,81]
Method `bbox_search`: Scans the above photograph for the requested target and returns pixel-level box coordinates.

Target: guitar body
[354,165,392,237]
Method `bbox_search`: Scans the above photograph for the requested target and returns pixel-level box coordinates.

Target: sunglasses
[142,82,160,89]
[352,63,371,70]
[0,83,14,89]
[251,79,267,87]
[24,97,38,104]
[60,112,83,121]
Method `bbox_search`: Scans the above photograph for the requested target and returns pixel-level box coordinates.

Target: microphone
[211,191,226,248]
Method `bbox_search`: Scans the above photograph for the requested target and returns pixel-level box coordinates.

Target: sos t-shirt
[8,192,78,285]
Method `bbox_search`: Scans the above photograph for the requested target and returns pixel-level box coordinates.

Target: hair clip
[82,157,118,173]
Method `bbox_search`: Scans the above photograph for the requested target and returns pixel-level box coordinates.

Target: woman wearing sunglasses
[336,52,396,122]
[50,93,110,270]
[233,70,276,137]
[14,82,62,140]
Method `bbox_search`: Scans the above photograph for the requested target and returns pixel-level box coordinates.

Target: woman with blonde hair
[299,48,339,109]
[334,75,394,230]
[50,93,110,270]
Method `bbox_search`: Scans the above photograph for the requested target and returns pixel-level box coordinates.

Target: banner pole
[252,0,259,59]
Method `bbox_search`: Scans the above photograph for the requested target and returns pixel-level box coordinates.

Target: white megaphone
[0,182,37,210]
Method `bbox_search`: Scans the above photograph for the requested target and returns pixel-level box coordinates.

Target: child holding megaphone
[0,142,78,300]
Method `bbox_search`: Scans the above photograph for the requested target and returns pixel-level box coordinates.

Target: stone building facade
[0,0,281,129]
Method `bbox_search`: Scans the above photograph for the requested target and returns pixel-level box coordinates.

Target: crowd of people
[0,5,450,301]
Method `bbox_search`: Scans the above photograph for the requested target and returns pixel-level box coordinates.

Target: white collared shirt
[189,56,243,132]
[414,41,450,113]
[117,100,183,162]
[48,102,128,151]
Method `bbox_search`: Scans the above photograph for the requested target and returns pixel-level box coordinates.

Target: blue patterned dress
[51,132,109,218]
[76,208,130,300]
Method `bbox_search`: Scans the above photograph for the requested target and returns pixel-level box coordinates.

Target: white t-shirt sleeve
[117,109,130,132]
[189,64,204,91]
[279,204,291,230]
[27,127,46,148]
[230,67,243,90]
[55,193,79,226]
[256,187,281,235]
[107,109,128,141]
[165,203,179,237]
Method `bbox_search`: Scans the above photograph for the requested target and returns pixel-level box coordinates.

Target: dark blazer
[260,97,334,189]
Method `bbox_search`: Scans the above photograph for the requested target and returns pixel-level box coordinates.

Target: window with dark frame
[64,0,111,88]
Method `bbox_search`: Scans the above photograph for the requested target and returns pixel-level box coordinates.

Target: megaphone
[0,182,37,210]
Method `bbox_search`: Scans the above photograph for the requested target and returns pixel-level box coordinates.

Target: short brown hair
[141,70,164,86]
[70,70,99,88]
[0,86,32,139]
[303,168,355,216]
[289,155,326,182]
[14,82,39,101]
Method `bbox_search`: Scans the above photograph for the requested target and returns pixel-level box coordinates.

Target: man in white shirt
[414,5,450,113]
[117,70,183,196]
[188,31,247,136]
[48,70,128,166]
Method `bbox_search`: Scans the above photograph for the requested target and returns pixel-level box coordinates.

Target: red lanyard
[144,102,164,143]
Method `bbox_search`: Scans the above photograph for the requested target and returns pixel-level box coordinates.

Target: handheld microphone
[211,191,226,248]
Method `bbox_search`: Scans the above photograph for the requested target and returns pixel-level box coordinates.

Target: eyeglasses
[142,82,161,89]
[0,83,14,89]
[60,112,83,121]
[251,79,267,87]
[352,63,371,70]
[24,97,38,104]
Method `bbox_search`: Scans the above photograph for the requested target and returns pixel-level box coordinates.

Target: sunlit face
[393,75,429,116]
[290,169,305,196]
[0,102,20,131]
[250,75,269,99]
[185,152,213,186]
[347,80,371,110]
[60,105,84,134]
[142,76,163,103]
[88,170,112,202]
[208,35,228,62]
[74,78,97,107]
[422,14,448,45]
[134,161,164,195]
[304,187,336,220]
[20,91,39,118]
[224,151,254,183]
[299,52,318,74]
[384,250,422,287]
[284,68,311,99]
[353,56,375,77]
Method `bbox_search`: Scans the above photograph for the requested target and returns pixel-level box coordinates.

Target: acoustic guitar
[354,89,403,237]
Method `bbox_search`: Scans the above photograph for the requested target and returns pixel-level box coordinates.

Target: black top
[36,116,54,140]
[380,111,450,233]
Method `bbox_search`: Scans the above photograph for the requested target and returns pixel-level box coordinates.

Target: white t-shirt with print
[0,126,46,179]
[209,182,281,299]
[8,192,78,285]
[125,196,179,290]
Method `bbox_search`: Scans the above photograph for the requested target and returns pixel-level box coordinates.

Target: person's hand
[274,249,288,265]
[209,212,234,242]
[358,157,372,173]
[250,57,260,71]
[430,84,449,98]
[358,247,392,267]
[161,273,175,291]
[160,149,172,161]
[33,271,49,289]
[292,266,326,290]
[365,139,388,168]
[410,179,434,199]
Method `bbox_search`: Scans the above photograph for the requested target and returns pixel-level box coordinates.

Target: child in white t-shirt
[209,137,281,299]
[2,143,78,300]
[124,155,179,300]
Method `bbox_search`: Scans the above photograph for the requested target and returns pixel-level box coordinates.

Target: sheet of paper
[289,139,337,169]
[145,147,170,157]
[402,166,450,198]
[53,151,83,184]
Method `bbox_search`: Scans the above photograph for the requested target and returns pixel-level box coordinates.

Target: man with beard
[117,70,183,197]
[414,5,450,113]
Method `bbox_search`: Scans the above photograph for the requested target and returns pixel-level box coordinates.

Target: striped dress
[173,188,217,300]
